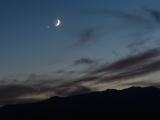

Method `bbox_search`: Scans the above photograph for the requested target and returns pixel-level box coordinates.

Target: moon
[54,19,61,27]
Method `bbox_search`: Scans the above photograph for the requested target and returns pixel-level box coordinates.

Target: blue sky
[0,0,159,77]
[1,0,160,106]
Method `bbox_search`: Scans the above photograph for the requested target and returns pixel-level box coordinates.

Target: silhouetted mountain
[0,86,160,119]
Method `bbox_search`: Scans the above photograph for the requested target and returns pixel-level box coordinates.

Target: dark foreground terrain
[0,86,160,119]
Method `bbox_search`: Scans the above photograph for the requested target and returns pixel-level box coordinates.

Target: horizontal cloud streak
[91,48,160,74]
[1,48,160,106]
[74,58,97,65]
[56,48,160,88]
[96,60,160,84]
[86,9,147,24]
[55,85,92,97]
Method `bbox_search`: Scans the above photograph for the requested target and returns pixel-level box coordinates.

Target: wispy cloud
[2,6,160,106]
[123,81,150,87]
[144,7,160,23]
[54,85,92,97]
[112,51,119,57]
[96,60,160,84]
[72,8,155,48]
[86,9,145,23]
[56,48,160,88]
[74,58,97,65]
[74,28,96,47]
[127,37,151,49]
[70,8,160,49]
[91,48,160,74]
[0,84,39,106]
[1,48,160,106]
[0,71,93,106]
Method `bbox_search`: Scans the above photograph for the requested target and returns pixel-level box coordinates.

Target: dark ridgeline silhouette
[0,86,160,119]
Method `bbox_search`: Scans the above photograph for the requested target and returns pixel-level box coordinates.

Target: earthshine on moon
[54,19,61,27]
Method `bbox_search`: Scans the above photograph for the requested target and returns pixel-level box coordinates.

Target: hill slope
[0,86,160,119]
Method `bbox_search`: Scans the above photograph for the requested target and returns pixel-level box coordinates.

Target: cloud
[0,84,38,106]
[96,60,160,84]
[74,28,96,47]
[0,82,58,106]
[0,74,93,106]
[0,72,69,106]
[86,9,146,24]
[71,8,157,48]
[112,51,119,57]
[87,8,160,41]
[54,85,92,97]
[71,8,154,49]
[0,85,36,100]
[56,76,101,88]
[123,80,160,88]
[54,69,66,74]
[1,48,160,106]
[27,73,37,81]
[74,58,97,65]
[56,48,160,88]
[144,7,160,23]
[127,37,150,49]
[0,72,94,106]
[91,48,160,74]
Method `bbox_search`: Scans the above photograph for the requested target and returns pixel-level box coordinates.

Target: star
[47,25,50,29]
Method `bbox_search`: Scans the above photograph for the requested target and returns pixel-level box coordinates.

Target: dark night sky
[1,0,160,106]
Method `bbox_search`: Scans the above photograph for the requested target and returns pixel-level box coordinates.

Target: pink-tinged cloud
[55,48,160,88]
[91,48,160,74]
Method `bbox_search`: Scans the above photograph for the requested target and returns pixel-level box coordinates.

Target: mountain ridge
[0,86,160,119]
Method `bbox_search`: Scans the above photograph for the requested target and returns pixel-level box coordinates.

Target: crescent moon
[55,19,61,26]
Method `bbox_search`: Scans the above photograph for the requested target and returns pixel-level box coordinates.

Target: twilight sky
[1,0,160,106]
